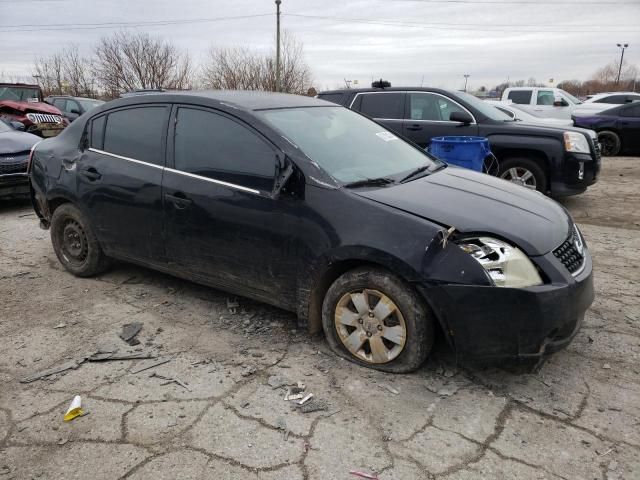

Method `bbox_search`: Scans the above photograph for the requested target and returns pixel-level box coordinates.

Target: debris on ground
[298,393,314,405]
[20,359,85,383]
[150,372,191,391]
[350,470,379,479]
[267,375,293,389]
[300,399,329,414]
[63,395,84,422]
[240,364,257,377]
[87,349,156,362]
[53,323,67,329]
[602,363,611,370]
[227,298,239,314]
[130,356,172,374]
[380,384,400,395]
[119,322,143,346]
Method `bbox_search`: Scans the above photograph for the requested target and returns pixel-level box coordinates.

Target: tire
[498,157,547,193]
[50,203,110,277]
[321,267,434,373]
[597,130,621,156]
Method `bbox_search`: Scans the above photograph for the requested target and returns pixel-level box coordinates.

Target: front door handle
[406,124,423,131]
[80,167,101,181]
[165,192,192,210]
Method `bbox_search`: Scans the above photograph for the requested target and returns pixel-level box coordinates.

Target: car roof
[105,90,327,111]
[318,87,457,96]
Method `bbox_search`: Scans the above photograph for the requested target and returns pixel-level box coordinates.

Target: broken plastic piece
[63,395,84,422]
[350,470,379,479]
[298,393,314,405]
[119,322,143,346]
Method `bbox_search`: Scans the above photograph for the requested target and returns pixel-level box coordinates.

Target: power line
[0,14,273,33]
[390,0,638,4]
[285,13,640,33]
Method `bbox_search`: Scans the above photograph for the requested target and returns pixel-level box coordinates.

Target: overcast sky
[1,0,639,91]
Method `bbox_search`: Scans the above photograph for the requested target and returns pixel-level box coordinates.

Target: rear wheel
[498,158,547,193]
[597,130,621,156]
[50,203,110,277]
[321,267,434,373]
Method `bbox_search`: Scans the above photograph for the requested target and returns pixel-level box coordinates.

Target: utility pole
[463,74,470,92]
[275,0,282,93]
[616,43,628,85]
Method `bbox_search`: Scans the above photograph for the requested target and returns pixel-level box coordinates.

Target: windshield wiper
[400,165,433,183]
[344,177,395,188]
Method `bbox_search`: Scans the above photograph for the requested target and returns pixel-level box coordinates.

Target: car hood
[0,129,40,154]
[353,167,571,256]
[0,100,62,115]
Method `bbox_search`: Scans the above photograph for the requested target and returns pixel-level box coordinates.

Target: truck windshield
[259,106,441,184]
[0,86,41,102]
[560,90,582,105]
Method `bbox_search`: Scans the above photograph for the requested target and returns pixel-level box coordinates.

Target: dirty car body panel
[30,91,594,366]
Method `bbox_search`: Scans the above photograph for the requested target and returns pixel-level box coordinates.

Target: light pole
[616,43,628,85]
[275,0,282,93]
[463,74,470,92]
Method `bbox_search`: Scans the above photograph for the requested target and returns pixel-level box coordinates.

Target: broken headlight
[456,237,543,288]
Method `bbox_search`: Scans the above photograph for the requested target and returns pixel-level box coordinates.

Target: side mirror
[449,111,473,125]
[10,121,25,131]
[70,108,81,115]
[553,98,567,107]
[272,154,294,196]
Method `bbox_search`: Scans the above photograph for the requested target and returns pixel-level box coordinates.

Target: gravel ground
[0,157,638,479]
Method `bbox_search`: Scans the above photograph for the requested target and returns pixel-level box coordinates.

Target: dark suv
[30,91,593,372]
[318,86,601,196]
[45,96,105,123]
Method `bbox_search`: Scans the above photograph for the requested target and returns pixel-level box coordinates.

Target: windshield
[77,98,104,111]
[456,92,512,121]
[560,89,582,105]
[0,86,41,102]
[259,106,441,183]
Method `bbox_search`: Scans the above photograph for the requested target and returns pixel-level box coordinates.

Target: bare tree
[201,31,313,94]
[33,53,64,96]
[93,31,192,97]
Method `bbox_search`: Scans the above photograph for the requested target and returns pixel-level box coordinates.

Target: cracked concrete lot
[1,157,639,479]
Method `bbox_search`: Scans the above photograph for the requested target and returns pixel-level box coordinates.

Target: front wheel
[50,203,110,277]
[321,268,434,373]
[498,158,547,193]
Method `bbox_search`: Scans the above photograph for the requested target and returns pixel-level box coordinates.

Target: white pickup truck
[501,87,582,120]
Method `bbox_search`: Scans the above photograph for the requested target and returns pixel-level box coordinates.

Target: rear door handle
[80,167,101,181]
[165,192,192,210]
[406,124,423,131]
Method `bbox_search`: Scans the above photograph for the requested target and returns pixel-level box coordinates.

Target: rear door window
[173,107,277,192]
[507,90,532,104]
[90,115,106,149]
[357,93,405,119]
[103,106,167,166]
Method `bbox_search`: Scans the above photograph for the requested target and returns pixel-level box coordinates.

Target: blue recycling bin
[428,136,491,172]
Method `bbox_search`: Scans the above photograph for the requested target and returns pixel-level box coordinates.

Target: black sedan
[29,91,594,372]
[573,102,640,156]
[0,119,40,198]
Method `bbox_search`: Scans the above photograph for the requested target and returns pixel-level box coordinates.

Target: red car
[0,83,67,137]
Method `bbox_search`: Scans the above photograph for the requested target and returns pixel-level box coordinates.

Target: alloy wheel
[500,167,537,190]
[334,289,407,364]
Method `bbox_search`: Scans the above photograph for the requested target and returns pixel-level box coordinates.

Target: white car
[501,87,582,120]
[485,100,574,127]
[572,92,640,117]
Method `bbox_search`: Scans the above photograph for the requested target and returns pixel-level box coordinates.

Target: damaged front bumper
[418,249,593,366]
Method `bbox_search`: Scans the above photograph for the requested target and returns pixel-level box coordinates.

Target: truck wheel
[50,203,110,277]
[498,158,547,193]
[321,267,434,373]
[597,131,621,156]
